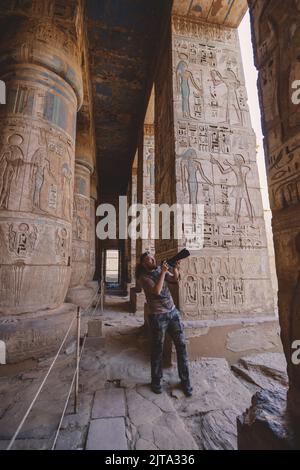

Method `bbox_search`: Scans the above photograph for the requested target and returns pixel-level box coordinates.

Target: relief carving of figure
[146,147,155,187]
[61,162,73,220]
[73,214,85,240]
[179,148,212,205]
[0,134,24,209]
[211,154,254,223]
[176,58,202,118]
[211,67,242,125]
[217,276,230,303]
[233,278,244,306]
[8,223,38,258]
[201,277,213,307]
[56,227,68,259]
[185,275,197,304]
[31,146,54,210]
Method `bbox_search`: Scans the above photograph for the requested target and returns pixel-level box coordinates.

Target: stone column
[69,131,93,288]
[130,166,137,286]
[88,173,97,282]
[136,124,155,259]
[130,122,155,314]
[0,1,83,361]
[154,14,280,362]
[246,0,300,427]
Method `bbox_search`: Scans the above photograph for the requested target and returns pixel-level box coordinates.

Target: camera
[165,248,190,268]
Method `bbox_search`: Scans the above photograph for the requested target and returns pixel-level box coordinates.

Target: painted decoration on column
[0,65,77,314]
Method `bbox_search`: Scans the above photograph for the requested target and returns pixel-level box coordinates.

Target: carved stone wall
[0,1,83,314]
[155,14,275,320]
[248,0,300,422]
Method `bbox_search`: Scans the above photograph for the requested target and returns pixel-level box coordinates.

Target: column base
[237,389,300,449]
[129,287,145,314]
[0,304,78,364]
[168,316,282,365]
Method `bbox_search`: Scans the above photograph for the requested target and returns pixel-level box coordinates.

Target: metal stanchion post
[100,250,105,315]
[74,306,81,414]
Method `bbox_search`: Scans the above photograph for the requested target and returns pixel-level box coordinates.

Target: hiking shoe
[181,382,193,397]
[151,381,162,394]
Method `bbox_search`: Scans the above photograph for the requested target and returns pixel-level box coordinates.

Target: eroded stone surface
[237,389,298,450]
[170,359,252,450]
[227,326,281,353]
[232,353,288,392]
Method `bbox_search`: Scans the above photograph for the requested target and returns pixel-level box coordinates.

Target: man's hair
[135,251,150,279]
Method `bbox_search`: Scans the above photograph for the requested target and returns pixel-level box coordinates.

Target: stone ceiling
[86,0,172,197]
[172,0,248,27]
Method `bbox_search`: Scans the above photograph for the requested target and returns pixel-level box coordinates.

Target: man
[136,252,193,396]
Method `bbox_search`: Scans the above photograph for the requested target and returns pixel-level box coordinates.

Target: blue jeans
[148,308,190,384]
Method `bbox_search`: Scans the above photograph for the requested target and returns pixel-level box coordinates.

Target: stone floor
[0,295,287,450]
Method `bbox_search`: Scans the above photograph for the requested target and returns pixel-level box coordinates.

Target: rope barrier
[51,286,102,449]
[6,310,77,451]
[6,284,101,451]
[80,286,100,316]
[51,335,87,450]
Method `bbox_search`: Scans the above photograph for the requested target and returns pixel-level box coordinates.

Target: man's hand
[152,260,170,295]
[173,261,180,280]
[161,260,170,274]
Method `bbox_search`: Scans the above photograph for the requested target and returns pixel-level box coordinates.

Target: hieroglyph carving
[169,16,274,318]
[181,256,245,317]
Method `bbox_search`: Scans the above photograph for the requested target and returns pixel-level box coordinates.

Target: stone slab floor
[0,296,287,450]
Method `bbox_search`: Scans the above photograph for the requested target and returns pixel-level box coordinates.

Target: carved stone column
[240,0,300,433]
[154,14,280,362]
[130,120,155,314]
[130,164,138,285]
[88,173,97,282]
[136,123,155,260]
[69,131,93,288]
[0,1,83,361]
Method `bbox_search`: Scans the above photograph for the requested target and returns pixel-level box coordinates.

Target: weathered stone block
[92,389,126,419]
[88,318,103,337]
[86,418,127,450]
